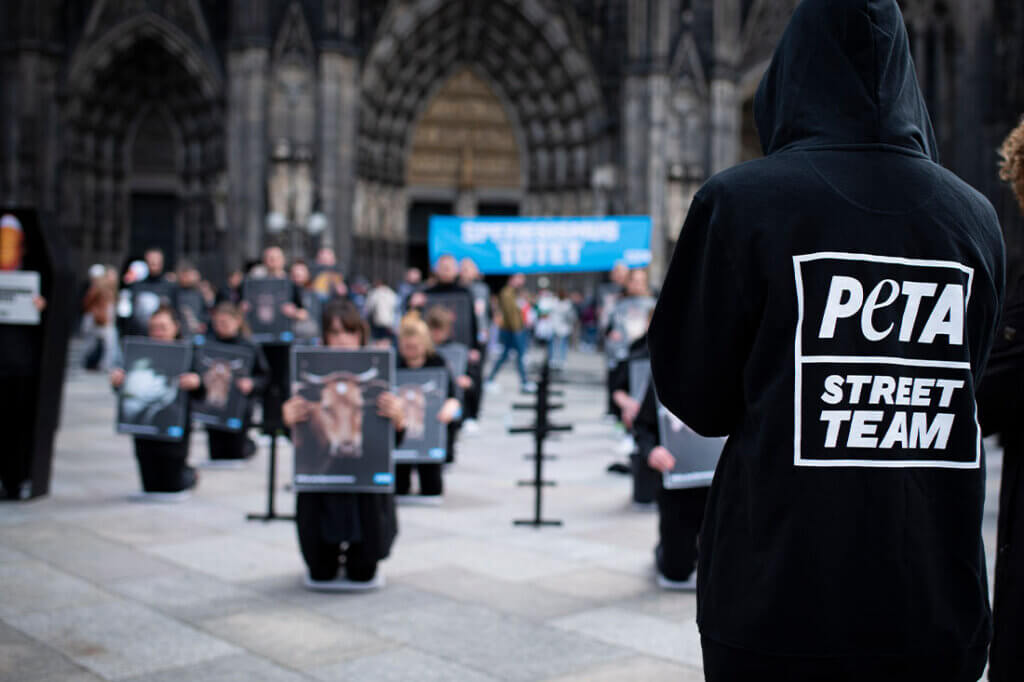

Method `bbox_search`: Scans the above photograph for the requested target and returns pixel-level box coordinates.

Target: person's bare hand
[621,399,641,429]
[110,368,125,388]
[409,292,427,308]
[281,302,298,319]
[468,349,481,363]
[648,445,676,473]
[281,396,311,426]
[179,373,201,391]
[377,392,405,429]
[457,375,473,389]
[437,398,460,424]
[32,296,47,312]
[236,377,254,395]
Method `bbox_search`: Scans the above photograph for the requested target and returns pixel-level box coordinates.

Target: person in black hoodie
[648,1,1005,679]
[608,322,659,502]
[204,302,269,461]
[111,304,205,494]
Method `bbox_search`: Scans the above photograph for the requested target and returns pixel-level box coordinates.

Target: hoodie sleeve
[632,383,660,459]
[648,192,756,437]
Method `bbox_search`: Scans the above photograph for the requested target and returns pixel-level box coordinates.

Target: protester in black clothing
[0,213,50,499]
[282,300,406,586]
[649,1,1004,678]
[395,313,461,498]
[248,246,306,433]
[110,305,204,494]
[174,260,208,337]
[983,118,1024,682]
[427,305,476,444]
[205,302,269,461]
[459,258,490,426]
[609,331,659,503]
[632,382,708,588]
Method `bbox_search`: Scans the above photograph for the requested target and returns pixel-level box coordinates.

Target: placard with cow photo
[192,341,256,431]
[628,358,651,403]
[436,342,469,403]
[657,402,726,490]
[422,293,474,348]
[393,367,449,464]
[290,347,395,493]
[243,277,295,344]
[116,337,193,441]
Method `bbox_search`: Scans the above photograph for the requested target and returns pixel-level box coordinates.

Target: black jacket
[649,0,1005,661]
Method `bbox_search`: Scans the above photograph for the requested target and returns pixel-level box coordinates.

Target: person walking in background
[649,1,1004,679]
[82,265,120,371]
[486,273,534,393]
[548,289,577,370]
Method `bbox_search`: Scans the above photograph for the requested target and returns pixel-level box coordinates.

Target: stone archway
[62,10,224,274]
[354,0,608,278]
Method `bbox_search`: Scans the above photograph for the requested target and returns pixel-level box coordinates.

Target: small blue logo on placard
[227,418,242,429]
[167,426,184,438]
[194,335,206,345]
[373,473,393,485]
[281,331,294,342]
[429,448,445,459]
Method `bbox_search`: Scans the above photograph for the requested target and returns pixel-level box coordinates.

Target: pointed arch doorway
[404,68,525,272]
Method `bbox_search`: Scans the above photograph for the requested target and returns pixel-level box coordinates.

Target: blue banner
[428,215,652,274]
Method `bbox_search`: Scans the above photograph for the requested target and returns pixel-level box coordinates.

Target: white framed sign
[0,271,40,325]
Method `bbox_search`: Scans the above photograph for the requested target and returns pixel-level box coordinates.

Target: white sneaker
[617,435,636,456]
[656,572,697,591]
[485,381,502,395]
[462,418,480,434]
[521,381,537,393]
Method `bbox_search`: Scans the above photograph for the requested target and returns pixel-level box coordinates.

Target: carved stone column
[227,47,269,268]
[319,51,359,274]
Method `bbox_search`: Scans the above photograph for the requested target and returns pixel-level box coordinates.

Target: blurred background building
[2,0,1022,286]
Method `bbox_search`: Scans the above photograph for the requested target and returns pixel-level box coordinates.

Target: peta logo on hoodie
[793,252,979,468]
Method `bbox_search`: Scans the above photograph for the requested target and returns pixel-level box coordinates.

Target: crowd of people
[83,239,680,590]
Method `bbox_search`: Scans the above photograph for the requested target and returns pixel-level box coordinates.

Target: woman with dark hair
[205,302,269,462]
[110,304,204,495]
[282,300,406,588]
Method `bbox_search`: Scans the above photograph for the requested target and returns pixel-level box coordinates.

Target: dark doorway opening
[130,193,178,270]
[407,200,453,275]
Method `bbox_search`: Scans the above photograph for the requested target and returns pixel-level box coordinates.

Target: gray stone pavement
[0,348,1003,681]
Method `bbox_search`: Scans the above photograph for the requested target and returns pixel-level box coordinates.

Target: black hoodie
[649,0,1005,662]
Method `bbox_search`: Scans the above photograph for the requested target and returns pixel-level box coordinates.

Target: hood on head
[754,0,938,161]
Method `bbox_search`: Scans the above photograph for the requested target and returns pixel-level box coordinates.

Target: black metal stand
[512,352,570,527]
[246,429,294,522]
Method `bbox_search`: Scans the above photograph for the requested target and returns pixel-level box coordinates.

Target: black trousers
[465,355,484,420]
[261,344,290,433]
[395,463,443,496]
[701,636,986,682]
[207,427,247,460]
[656,485,709,582]
[631,451,660,504]
[0,376,37,498]
[134,437,197,493]
[296,514,378,582]
[991,431,1024,682]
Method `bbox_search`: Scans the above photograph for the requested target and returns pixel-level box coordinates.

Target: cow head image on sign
[296,368,384,460]
[200,356,245,409]
[397,380,441,441]
[256,293,276,324]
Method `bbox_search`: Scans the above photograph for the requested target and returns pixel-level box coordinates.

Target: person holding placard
[632,382,708,590]
[394,313,461,499]
[110,305,205,495]
[203,302,269,461]
[0,212,49,499]
[282,301,406,588]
